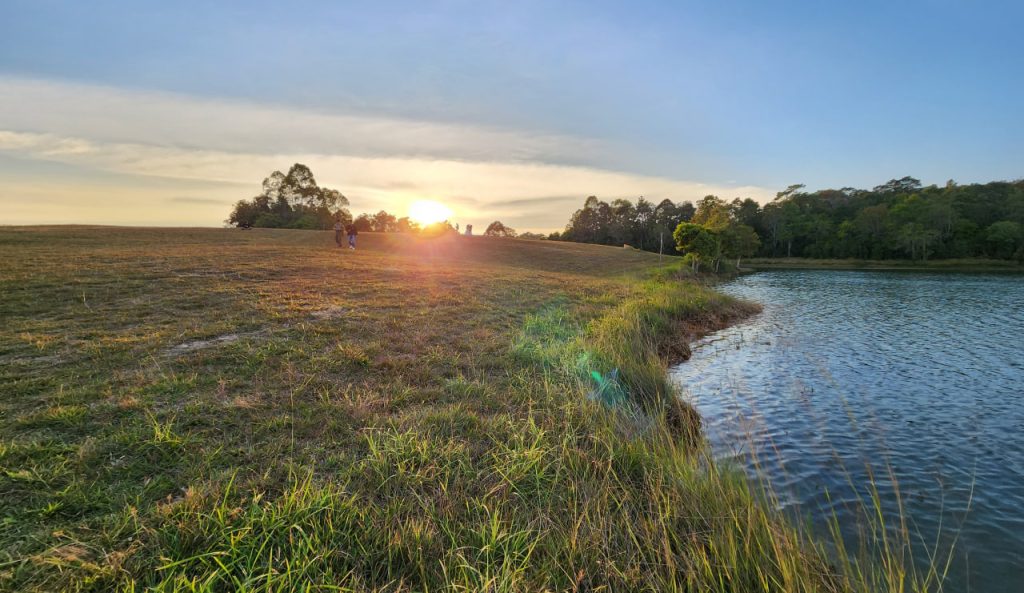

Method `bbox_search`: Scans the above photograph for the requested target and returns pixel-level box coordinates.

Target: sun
[408,200,453,225]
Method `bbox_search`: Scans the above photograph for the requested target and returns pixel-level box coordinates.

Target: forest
[554,177,1024,262]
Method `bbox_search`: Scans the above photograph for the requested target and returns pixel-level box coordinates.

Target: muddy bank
[658,299,762,365]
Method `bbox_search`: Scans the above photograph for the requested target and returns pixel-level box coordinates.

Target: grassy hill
[1,227,920,592]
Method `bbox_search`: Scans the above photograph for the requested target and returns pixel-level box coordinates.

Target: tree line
[552,177,1024,262]
[552,196,695,252]
[227,164,518,237]
[227,166,1023,261]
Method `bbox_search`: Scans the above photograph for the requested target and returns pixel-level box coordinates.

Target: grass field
[1,227,930,592]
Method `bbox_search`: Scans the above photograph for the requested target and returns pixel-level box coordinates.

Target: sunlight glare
[408,200,453,225]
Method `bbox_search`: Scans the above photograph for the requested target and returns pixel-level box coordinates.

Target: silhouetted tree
[227,164,349,229]
[396,216,420,233]
[484,221,517,237]
[370,210,398,232]
[558,195,696,254]
[353,214,373,232]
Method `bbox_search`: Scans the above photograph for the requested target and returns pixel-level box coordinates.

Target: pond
[670,270,1024,592]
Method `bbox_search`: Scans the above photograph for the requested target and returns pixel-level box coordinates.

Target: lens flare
[408,200,453,225]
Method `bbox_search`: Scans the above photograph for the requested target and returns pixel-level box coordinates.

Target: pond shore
[744,257,1023,273]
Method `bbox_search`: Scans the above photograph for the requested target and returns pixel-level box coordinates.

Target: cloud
[0,77,775,229]
[0,129,774,229]
[168,196,230,205]
[488,195,584,208]
[0,77,611,165]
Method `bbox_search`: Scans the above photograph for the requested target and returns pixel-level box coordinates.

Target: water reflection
[670,271,1024,593]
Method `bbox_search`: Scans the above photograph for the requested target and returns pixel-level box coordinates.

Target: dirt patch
[0,354,63,367]
[311,306,348,320]
[167,333,246,355]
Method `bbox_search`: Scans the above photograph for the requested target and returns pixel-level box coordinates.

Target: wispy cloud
[168,196,229,205]
[0,77,774,229]
[0,77,611,165]
[488,196,584,209]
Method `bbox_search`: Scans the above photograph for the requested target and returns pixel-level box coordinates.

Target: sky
[1,0,1022,231]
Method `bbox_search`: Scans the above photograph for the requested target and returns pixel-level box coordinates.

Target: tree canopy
[484,221,517,237]
[227,164,349,230]
[553,178,1024,262]
[557,196,694,252]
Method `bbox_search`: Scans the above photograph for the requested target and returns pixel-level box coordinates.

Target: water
[670,271,1024,592]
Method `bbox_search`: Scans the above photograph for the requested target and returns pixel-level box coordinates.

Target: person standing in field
[333,218,343,247]
[346,222,358,250]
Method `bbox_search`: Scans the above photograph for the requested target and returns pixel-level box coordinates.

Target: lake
[670,270,1024,593]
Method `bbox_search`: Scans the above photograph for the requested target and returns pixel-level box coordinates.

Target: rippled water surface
[671,271,1024,592]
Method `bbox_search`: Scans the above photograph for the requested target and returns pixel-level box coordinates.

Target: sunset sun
[408,200,453,225]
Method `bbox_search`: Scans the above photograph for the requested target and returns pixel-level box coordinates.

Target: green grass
[1,226,937,591]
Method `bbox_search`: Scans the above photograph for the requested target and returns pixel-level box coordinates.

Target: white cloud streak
[0,77,773,229]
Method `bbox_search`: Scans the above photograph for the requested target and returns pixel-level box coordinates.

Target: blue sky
[1,0,1022,228]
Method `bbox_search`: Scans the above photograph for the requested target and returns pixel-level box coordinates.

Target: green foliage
[691,195,731,231]
[673,222,718,272]
[227,163,350,230]
[985,220,1023,259]
[556,178,1024,262]
[558,195,694,252]
[753,178,1024,260]
[722,222,761,265]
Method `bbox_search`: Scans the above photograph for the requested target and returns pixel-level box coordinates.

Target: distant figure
[465,224,473,236]
[346,223,358,250]
[455,223,460,233]
[333,218,343,247]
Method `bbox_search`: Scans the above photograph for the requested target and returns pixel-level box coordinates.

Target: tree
[872,176,921,195]
[484,221,517,237]
[854,204,891,258]
[898,223,939,260]
[227,198,262,228]
[396,217,420,233]
[722,223,761,268]
[986,221,1023,259]
[691,195,731,231]
[370,210,398,232]
[760,202,788,257]
[608,199,636,246]
[673,222,718,273]
[549,177,1024,262]
[420,220,457,237]
[632,197,655,250]
[353,213,373,232]
[730,198,761,228]
[227,164,349,229]
[653,199,690,253]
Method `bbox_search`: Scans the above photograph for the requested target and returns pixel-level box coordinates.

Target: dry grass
[1,227,930,592]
